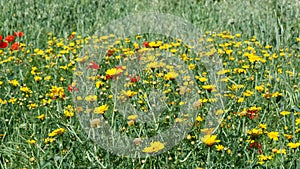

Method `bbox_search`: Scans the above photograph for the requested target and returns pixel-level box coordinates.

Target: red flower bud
[5,35,15,43]
[0,41,8,48]
[14,32,24,37]
[143,41,150,48]
[11,42,20,50]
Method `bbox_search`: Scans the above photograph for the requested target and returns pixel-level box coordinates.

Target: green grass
[0,0,299,168]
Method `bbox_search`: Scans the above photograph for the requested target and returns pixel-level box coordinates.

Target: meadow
[0,0,300,168]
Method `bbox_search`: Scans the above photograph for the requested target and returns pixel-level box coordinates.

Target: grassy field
[0,0,300,168]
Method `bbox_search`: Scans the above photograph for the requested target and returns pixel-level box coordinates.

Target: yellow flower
[85,95,97,102]
[258,154,273,162]
[259,124,267,130]
[34,76,42,82]
[228,84,244,92]
[295,118,300,125]
[265,45,272,49]
[186,134,192,140]
[27,139,36,145]
[276,149,286,155]
[237,97,244,103]
[0,98,7,105]
[196,116,204,122]
[48,86,65,99]
[234,68,246,74]
[63,105,75,118]
[44,137,55,144]
[267,131,279,141]
[142,141,165,153]
[41,99,52,105]
[149,41,161,48]
[28,103,37,110]
[243,90,254,97]
[127,115,138,120]
[271,92,282,97]
[179,101,185,105]
[31,67,37,75]
[164,71,179,80]
[8,79,19,86]
[188,64,196,70]
[215,144,225,151]
[48,128,65,137]
[287,142,300,149]
[106,68,117,76]
[94,104,109,114]
[255,85,264,92]
[20,86,32,93]
[284,134,293,140]
[247,128,263,137]
[249,106,262,111]
[8,97,17,104]
[127,120,135,126]
[170,48,177,53]
[201,135,220,147]
[136,35,142,39]
[36,114,45,120]
[197,77,208,82]
[95,81,105,88]
[206,38,213,42]
[64,110,74,118]
[217,69,230,75]
[175,118,184,123]
[280,111,291,116]
[122,90,137,98]
[202,85,216,92]
[247,54,266,63]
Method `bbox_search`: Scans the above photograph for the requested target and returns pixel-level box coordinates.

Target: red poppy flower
[68,85,79,92]
[0,41,8,48]
[5,35,15,43]
[67,85,72,92]
[68,34,75,40]
[249,141,262,149]
[87,61,100,70]
[14,32,24,37]
[143,41,150,48]
[247,110,258,120]
[258,149,263,154]
[106,74,112,80]
[129,76,140,83]
[107,49,114,56]
[0,35,2,41]
[11,42,20,50]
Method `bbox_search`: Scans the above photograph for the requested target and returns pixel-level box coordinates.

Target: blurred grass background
[0,0,299,48]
